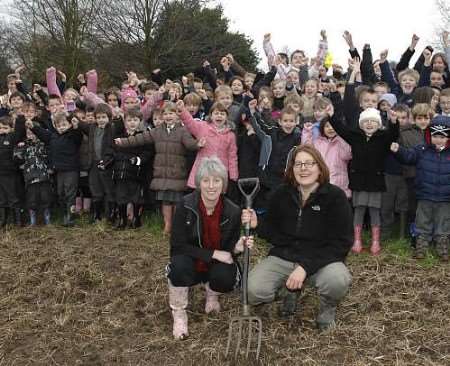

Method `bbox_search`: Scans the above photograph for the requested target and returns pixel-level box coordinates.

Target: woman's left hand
[241,209,257,228]
[234,236,254,253]
[286,265,307,290]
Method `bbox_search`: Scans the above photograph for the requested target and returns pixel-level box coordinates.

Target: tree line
[0,0,259,89]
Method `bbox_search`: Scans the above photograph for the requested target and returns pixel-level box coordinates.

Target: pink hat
[121,88,138,102]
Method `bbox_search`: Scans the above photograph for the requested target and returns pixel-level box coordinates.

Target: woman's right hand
[212,250,234,264]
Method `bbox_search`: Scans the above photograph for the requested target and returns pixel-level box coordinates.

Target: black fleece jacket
[258,182,353,276]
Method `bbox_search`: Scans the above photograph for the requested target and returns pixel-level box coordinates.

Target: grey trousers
[416,200,450,242]
[247,256,351,306]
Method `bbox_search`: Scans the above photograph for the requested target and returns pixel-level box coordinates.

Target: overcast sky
[0,0,443,71]
[220,0,441,70]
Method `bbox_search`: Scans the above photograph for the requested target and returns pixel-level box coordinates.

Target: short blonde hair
[214,85,233,98]
[398,68,420,84]
[412,103,433,119]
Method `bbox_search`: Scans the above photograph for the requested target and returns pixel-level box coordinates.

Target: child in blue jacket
[391,115,450,261]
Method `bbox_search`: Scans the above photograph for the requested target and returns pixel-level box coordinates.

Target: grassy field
[0,215,449,366]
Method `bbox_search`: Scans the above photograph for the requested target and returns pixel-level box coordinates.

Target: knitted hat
[379,93,397,108]
[121,88,138,102]
[430,115,450,137]
[359,108,382,127]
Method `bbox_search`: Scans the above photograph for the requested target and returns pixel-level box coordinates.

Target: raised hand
[423,48,432,66]
[411,34,420,50]
[263,33,271,43]
[57,70,67,82]
[248,99,258,114]
[220,57,230,71]
[176,100,185,114]
[390,142,400,152]
[379,49,389,63]
[343,30,354,49]
[443,31,449,48]
[77,73,86,84]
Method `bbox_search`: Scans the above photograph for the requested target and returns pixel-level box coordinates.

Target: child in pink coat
[176,100,238,190]
[302,116,352,198]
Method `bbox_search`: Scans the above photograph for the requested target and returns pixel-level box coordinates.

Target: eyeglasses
[293,161,317,169]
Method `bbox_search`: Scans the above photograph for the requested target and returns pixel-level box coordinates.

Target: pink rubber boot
[352,225,363,253]
[370,225,381,256]
[168,281,189,340]
[204,283,221,314]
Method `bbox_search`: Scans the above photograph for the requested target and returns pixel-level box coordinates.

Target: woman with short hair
[167,156,256,339]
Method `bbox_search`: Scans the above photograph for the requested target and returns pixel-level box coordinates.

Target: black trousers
[115,179,144,205]
[167,254,238,293]
[26,181,53,210]
[89,165,115,202]
[56,171,79,209]
[0,173,21,208]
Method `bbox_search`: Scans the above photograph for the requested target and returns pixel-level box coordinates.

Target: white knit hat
[359,108,382,127]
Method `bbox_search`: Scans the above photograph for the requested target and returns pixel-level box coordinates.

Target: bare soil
[0,223,449,365]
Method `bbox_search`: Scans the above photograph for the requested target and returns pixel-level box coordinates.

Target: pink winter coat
[302,126,352,198]
[179,110,238,188]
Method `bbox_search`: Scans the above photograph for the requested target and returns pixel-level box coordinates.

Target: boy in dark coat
[0,115,26,227]
[29,111,82,226]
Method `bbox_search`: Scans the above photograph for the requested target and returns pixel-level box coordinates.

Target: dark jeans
[167,255,238,293]
[56,171,79,209]
[0,173,21,208]
[416,200,450,242]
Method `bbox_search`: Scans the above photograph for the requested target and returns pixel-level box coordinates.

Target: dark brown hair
[284,145,330,187]
[94,103,112,120]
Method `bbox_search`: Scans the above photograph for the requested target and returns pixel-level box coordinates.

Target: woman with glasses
[247,144,353,331]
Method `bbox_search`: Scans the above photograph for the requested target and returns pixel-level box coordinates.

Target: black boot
[115,204,127,229]
[14,208,23,227]
[91,201,103,222]
[278,289,300,318]
[0,208,7,228]
[131,204,143,229]
[106,202,116,224]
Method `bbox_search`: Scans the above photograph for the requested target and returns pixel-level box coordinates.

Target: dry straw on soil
[0,224,449,365]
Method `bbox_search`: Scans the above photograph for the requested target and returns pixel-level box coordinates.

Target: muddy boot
[168,280,189,340]
[29,209,37,226]
[370,225,381,256]
[414,236,429,259]
[115,204,127,229]
[131,204,143,229]
[399,213,407,240]
[14,208,23,227]
[278,288,300,318]
[435,236,449,262]
[352,225,363,253]
[316,297,337,332]
[204,283,221,314]
[43,208,51,225]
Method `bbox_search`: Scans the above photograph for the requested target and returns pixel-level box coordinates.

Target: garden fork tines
[225,178,262,360]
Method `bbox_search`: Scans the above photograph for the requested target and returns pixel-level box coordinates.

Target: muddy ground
[0,222,449,365]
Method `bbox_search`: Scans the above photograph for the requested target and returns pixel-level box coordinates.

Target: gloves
[97,161,106,170]
[129,156,141,166]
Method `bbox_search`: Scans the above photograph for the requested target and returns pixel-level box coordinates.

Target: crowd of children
[0,30,449,261]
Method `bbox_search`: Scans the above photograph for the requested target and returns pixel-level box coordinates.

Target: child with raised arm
[29,111,82,226]
[248,99,301,210]
[176,100,238,197]
[114,102,202,234]
[390,115,450,261]
[328,104,399,255]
